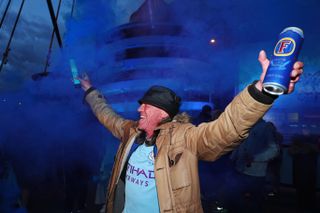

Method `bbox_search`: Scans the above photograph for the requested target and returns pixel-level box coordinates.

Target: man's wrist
[248,80,278,104]
[84,86,96,99]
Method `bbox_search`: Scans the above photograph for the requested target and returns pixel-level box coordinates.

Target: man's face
[138,103,169,133]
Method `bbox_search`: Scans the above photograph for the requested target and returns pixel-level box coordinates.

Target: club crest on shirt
[148,151,155,163]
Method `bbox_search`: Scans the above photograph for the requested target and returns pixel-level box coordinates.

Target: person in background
[0,145,28,213]
[194,105,213,126]
[289,128,319,212]
[94,150,114,213]
[265,122,283,197]
[230,118,280,212]
[194,108,231,212]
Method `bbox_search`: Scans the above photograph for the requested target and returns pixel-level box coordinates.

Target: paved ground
[202,185,320,213]
[19,183,320,213]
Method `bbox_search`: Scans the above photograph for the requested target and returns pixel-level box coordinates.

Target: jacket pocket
[168,147,191,190]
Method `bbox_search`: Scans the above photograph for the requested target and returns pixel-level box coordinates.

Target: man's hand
[255,50,304,94]
[77,73,92,92]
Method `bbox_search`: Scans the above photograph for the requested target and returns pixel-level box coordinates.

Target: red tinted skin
[137,103,169,139]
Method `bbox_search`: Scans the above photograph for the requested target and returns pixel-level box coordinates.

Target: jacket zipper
[164,125,177,212]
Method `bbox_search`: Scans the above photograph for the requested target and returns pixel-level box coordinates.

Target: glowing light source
[209,38,216,44]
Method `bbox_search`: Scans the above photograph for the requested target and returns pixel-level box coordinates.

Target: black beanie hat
[138,85,181,118]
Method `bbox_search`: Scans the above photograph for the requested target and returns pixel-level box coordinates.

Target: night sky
[1,0,320,90]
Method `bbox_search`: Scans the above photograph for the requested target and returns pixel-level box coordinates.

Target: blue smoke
[0,1,320,211]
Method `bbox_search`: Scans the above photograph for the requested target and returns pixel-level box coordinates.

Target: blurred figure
[289,129,319,212]
[194,105,213,126]
[63,141,92,213]
[0,146,28,213]
[64,159,91,213]
[265,122,283,197]
[94,154,113,213]
[230,118,280,212]
[194,108,231,212]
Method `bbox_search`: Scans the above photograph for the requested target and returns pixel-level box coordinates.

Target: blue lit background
[0,1,320,209]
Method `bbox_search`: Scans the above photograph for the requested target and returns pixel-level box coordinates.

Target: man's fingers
[81,72,89,80]
[290,69,303,78]
[290,76,300,83]
[258,50,270,72]
[257,50,270,85]
[293,61,304,69]
[287,83,295,93]
[290,63,303,82]
[258,50,267,63]
[286,61,304,93]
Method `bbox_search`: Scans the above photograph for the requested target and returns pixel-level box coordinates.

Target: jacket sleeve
[85,89,132,141]
[185,86,273,161]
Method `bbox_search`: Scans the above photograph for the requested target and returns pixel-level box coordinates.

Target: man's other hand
[77,73,92,91]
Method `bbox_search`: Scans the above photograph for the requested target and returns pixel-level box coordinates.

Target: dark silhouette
[289,130,319,212]
[265,122,283,197]
[194,105,213,126]
[0,146,27,213]
[229,119,280,212]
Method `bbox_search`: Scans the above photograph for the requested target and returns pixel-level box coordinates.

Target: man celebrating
[78,50,303,213]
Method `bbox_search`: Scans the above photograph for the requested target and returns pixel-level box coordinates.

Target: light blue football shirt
[123,143,159,213]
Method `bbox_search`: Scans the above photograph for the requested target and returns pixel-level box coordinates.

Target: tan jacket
[85,86,272,213]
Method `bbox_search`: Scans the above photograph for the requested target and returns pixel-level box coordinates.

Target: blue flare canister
[262,27,304,95]
[69,59,81,88]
